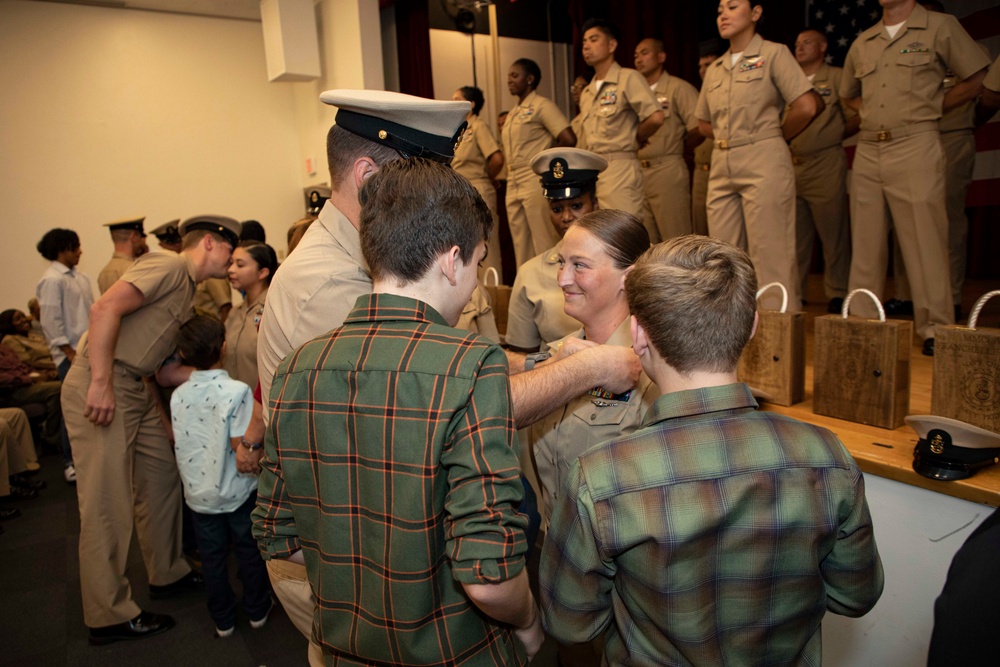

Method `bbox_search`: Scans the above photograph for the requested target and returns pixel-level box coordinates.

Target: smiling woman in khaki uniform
[502,58,576,268]
[696,0,820,312]
[529,210,657,524]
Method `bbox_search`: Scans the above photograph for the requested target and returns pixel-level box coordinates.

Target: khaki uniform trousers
[794,146,851,300]
[641,155,693,242]
[0,408,36,494]
[506,166,556,268]
[707,137,801,312]
[266,558,325,665]
[596,157,654,239]
[893,129,974,306]
[62,357,189,627]
[470,178,504,284]
[691,163,711,236]
[849,130,953,339]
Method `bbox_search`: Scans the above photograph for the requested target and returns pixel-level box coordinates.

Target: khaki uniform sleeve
[839,44,863,100]
[475,121,500,159]
[674,78,701,131]
[770,43,814,105]
[122,254,188,304]
[938,15,991,80]
[985,54,1000,93]
[536,97,571,140]
[622,69,662,122]
[696,67,716,121]
[204,277,232,307]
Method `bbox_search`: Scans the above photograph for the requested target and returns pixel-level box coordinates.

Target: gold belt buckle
[877,130,892,142]
[791,156,803,165]
[700,164,710,171]
[640,159,651,168]
[717,139,729,150]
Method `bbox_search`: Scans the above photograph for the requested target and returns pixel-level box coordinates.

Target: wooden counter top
[757,296,1000,508]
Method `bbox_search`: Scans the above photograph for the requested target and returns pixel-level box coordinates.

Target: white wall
[430,29,573,139]
[0,0,305,307]
[822,474,990,666]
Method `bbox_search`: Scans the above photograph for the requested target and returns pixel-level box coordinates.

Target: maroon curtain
[393,0,434,98]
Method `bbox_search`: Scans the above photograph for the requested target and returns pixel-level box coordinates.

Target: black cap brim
[336,109,466,164]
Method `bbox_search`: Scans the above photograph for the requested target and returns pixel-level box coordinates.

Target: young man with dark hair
[61,214,240,644]
[540,235,884,666]
[35,227,92,482]
[255,158,542,666]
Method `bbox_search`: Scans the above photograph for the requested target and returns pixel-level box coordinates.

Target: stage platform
[761,278,1000,507]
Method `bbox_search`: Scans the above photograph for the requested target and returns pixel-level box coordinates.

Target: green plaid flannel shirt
[253,294,529,666]
[540,383,884,666]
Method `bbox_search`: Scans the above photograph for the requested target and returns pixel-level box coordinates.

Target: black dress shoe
[884,298,914,316]
[10,475,46,491]
[0,507,21,521]
[954,304,963,322]
[922,338,935,356]
[149,570,204,599]
[88,611,175,645]
[827,297,845,314]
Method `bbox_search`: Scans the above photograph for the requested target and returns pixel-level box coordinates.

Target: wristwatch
[240,438,263,451]
[523,351,551,371]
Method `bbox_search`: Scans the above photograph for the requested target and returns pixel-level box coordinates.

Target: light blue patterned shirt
[171,369,255,514]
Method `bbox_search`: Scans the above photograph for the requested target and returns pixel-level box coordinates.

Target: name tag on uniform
[739,57,765,72]
[901,41,930,54]
[656,94,670,111]
[599,87,618,106]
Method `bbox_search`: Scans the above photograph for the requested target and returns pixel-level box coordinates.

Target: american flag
[806,0,882,67]
[808,0,1000,206]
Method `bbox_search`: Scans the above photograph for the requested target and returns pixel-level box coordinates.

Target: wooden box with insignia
[737,283,804,406]
[813,290,912,429]
[932,291,1000,434]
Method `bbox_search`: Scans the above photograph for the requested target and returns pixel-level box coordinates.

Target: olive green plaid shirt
[253,294,529,666]
[540,383,884,666]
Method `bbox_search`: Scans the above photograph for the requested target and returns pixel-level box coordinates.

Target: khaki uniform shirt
[501,91,570,171]
[504,242,580,351]
[453,115,500,187]
[98,253,134,294]
[257,201,371,412]
[529,318,659,518]
[193,277,232,319]
[790,64,850,155]
[638,70,700,160]
[840,4,990,130]
[984,53,1000,92]
[579,62,661,155]
[81,252,197,376]
[697,34,813,144]
[940,60,981,133]
[224,287,267,387]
